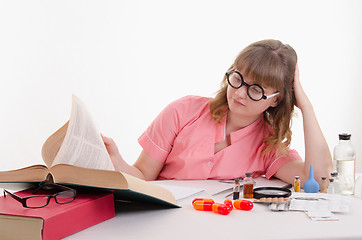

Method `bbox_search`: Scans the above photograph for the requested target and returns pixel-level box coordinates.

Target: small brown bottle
[243,173,254,198]
[320,177,328,193]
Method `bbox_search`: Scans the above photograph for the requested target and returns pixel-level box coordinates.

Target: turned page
[51,95,115,171]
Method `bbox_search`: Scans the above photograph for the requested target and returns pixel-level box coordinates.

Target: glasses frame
[3,182,76,208]
[226,70,280,101]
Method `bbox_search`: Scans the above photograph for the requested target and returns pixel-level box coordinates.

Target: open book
[0,95,178,207]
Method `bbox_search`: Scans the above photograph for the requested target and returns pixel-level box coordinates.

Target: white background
[0,0,361,173]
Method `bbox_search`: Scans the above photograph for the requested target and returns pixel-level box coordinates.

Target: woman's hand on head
[293,63,312,111]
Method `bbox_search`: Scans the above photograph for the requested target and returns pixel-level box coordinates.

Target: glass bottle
[328,179,336,194]
[294,176,301,192]
[333,133,356,195]
[243,173,254,198]
[330,172,340,194]
[320,177,328,193]
[233,178,240,200]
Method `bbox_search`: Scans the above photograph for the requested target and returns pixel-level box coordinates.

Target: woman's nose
[235,85,248,98]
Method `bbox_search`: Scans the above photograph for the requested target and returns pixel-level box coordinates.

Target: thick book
[0,95,178,207]
[0,189,115,240]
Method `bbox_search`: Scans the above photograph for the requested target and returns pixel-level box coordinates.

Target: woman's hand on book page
[101,134,127,172]
[101,134,162,180]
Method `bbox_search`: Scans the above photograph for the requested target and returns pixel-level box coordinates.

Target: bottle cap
[321,177,326,180]
[245,173,252,177]
[329,178,334,182]
[339,133,351,140]
[295,176,300,179]
[331,172,338,177]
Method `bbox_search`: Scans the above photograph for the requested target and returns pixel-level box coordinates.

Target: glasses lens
[26,196,50,208]
[55,190,75,204]
[228,72,243,88]
[248,84,263,101]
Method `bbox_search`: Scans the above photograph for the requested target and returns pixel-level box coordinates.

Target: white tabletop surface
[64,178,362,240]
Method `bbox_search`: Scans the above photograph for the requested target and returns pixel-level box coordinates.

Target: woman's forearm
[300,103,333,183]
[102,134,146,179]
[111,155,146,180]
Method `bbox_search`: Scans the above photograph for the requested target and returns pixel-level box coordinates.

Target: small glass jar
[330,172,340,194]
[233,178,240,200]
[243,173,254,198]
[320,177,328,193]
[328,179,337,194]
[294,176,301,192]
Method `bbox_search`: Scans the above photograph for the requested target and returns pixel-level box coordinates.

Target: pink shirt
[138,95,302,180]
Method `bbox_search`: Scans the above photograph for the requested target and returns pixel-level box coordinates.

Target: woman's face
[226,74,279,121]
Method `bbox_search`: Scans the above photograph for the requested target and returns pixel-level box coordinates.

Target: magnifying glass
[253,184,292,199]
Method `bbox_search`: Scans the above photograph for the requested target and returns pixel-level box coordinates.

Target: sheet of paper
[305,209,339,221]
[152,181,204,200]
[290,192,352,213]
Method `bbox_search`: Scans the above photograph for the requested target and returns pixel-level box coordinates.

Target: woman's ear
[270,96,280,107]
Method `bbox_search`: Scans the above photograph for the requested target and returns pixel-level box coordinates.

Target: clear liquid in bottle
[335,159,355,195]
[333,133,356,195]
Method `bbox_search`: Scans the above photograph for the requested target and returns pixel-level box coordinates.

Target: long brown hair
[210,39,297,155]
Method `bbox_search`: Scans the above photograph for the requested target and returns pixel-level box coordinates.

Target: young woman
[103,39,332,185]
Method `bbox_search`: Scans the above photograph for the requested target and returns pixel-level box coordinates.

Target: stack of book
[0,189,115,240]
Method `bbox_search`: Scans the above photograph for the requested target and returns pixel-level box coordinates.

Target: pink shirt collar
[216,110,264,144]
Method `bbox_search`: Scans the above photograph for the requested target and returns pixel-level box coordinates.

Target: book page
[52,95,114,171]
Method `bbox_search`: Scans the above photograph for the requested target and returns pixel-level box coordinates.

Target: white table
[65,179,362,240]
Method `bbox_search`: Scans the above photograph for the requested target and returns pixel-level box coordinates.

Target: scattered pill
[192,198,215,204]
[193,200,214,211]
[224,199,233,210]
[212,203,232,215]
[233,199,254,211]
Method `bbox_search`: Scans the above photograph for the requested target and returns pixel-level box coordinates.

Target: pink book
[0,189,115,240]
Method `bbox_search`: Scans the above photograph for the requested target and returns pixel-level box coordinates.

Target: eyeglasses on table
[3,181,77,208]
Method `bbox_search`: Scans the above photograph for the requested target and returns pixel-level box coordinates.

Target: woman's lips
[233,98,245,106]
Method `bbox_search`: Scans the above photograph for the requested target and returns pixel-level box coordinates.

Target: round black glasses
[226,71,279,101]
